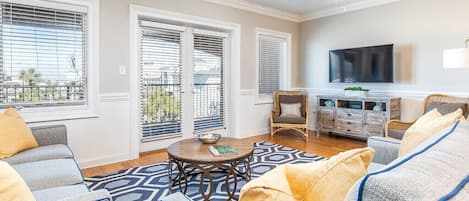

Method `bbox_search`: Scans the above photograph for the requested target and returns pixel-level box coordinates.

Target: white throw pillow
[280,103,302,117]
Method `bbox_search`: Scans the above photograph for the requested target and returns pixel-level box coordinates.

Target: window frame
[255,27,291,105]
[0,0,99,123]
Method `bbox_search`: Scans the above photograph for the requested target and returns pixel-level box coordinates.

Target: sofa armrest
[60,189,112,201]
[30,125,67,146]
[367,136,401,165]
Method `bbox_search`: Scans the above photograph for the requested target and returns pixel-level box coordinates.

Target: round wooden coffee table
[167,137,254,201]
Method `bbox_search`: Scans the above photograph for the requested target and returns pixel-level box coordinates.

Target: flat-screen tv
[329,44,394,83]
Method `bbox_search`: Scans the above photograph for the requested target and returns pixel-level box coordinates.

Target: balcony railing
[0,84,85,108]
[141,83,223,138]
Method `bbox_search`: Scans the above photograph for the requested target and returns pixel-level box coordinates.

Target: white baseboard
[78,153,129,169]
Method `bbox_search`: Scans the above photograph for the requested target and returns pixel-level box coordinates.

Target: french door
[139,20,228,141]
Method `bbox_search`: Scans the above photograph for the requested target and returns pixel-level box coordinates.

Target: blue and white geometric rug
[85,142,325,201]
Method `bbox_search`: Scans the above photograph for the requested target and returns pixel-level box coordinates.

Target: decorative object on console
[443,38,469,69]
[344,87,369,97]
[373,102,383,111]
[317,95,401,140]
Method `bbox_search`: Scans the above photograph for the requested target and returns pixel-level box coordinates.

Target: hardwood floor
[81,131,365,177]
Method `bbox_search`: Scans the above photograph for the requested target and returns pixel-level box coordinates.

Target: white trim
[292,87,469,99]
[2,0,100,121]
[255,27,292,104]
[100,93,130,102]
[204,0,302,22]
[7,0,88,12]
[204,0,400,22]
[301,0,401,21]
[129,5,242,159]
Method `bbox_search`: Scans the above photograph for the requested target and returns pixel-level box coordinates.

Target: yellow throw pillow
[0,161,35,201]
[408,109,442,130]
[0,108,38,159]
[239,147,374,201]
[399,109,463,157]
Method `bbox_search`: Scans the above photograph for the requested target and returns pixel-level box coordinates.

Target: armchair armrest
[61,189,112,201]
[30,125,67,146]
[367,136,401,165]
[385,120,414,140]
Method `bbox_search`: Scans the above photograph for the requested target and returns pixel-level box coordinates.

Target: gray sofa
[1,125,112,201]
[346,121,469,201]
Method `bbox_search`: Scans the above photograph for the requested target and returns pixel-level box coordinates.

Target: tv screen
[329,44,394,83]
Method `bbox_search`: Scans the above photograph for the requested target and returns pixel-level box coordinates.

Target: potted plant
[344,87,369,97]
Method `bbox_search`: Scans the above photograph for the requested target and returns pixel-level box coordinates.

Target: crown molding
[204,0,400,23]
[301,0,400,21]
[204,0,302,22]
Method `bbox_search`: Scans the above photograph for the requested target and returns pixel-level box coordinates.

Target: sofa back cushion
[239,147,374,201]
[0,108,38,159]
[0,161,35,201]
[399,109,462,156]
[346,120,469,201]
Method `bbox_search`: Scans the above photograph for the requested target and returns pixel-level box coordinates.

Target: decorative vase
[373,103,383,111]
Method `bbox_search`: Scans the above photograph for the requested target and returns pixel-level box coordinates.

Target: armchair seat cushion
[33,184,89,201]
[2,144,73,165]
[272,116,306,124]
[13,159,83,191]
[387,129,405,140]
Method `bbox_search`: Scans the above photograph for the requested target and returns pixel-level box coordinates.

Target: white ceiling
[245,0,364,15]
[205,0,400,22]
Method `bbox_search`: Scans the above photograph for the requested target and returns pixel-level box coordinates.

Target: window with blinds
[0,2,87,108]
[193,32,226,132]
[258,34,285,96]
[139,20,183,138]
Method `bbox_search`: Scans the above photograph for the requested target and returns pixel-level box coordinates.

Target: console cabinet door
[365,111,387,137]
[318,108,334,130]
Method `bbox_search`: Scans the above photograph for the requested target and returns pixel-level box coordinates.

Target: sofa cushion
[13,159,83,191]
[347,121,469,201]
[0,161,35,201]
[399,109,463,156]
[272,116,306,124]
[0,108,38,159]
[240,147,374,201]
[33,184,89,201]
[427,101,468,118]
[3,144,73,165]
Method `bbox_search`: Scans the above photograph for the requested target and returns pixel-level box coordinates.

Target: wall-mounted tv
[329,44,394,83]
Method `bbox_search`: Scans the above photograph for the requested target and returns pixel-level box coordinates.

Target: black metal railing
[141,83,224,138]
[0,85,85,107]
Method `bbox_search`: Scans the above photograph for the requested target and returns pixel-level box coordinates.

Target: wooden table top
[167,137,254,163]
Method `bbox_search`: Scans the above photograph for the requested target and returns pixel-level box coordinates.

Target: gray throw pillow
[426,102,468,117]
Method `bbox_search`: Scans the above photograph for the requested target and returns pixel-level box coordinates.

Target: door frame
[129,5,241,159]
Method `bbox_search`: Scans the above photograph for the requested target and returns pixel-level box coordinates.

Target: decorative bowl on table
[197,133,221,144]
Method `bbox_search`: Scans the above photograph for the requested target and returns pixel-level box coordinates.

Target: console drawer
[335,120,362,134]
[336,109,363,121]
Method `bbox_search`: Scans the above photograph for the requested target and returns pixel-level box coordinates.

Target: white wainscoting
[238,89,273,137]
[27,93,131,169]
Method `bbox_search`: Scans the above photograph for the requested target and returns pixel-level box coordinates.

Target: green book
[209,144,237,156]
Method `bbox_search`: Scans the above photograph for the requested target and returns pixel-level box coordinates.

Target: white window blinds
[139,20,183,138]
[193,32,226,132]
[258,34,284,96]
[0,1,87,108]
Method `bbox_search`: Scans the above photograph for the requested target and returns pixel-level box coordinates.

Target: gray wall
[99,0,300,93]
[299,0,469,92]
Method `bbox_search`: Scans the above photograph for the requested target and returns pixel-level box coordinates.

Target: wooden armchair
[385,94,469,139]
[270,90,309,140]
